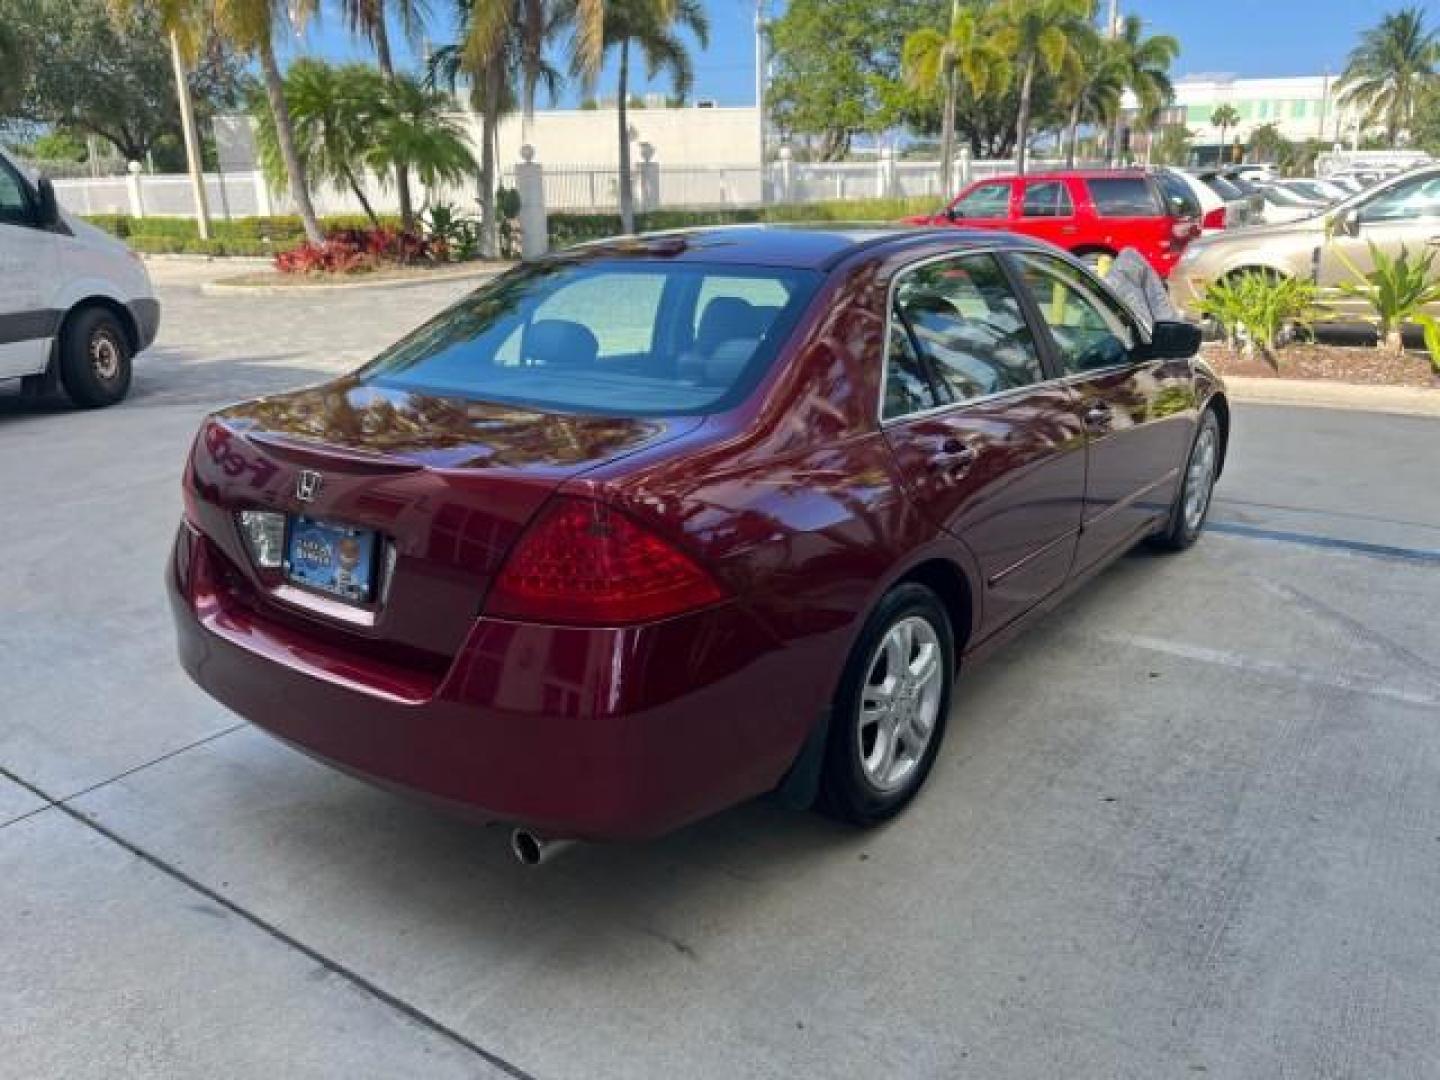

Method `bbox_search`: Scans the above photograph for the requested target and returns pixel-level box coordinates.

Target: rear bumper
[168,522,816,840]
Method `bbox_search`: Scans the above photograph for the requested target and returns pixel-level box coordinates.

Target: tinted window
[1087,177,1160,217]
[1154,172,1199,218]
[0,159,33,227]
[1200,174,1243,200]
[1021,181,1073,218]
[1357,173,1440,223]
[360,261,820,416]
[952,182,1012,220]
[1013,254,1136,374]
[893,254,1044,404]
[883,320,939,419]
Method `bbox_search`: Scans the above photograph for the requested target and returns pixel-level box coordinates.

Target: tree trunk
[258,40,324,244]
[372,13,415,233]
[617,39,635,234]
[169,32,212,241]
[1014,56,1036,175]
[479,66,499,259]
[1064,97,1083,168]
[939,63,957,197]
[342,165,381,228]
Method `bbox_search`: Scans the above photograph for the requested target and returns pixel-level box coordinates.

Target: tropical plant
[251,61,388,227]
[367,75,477,211]
[1102,12,1178,165]
[1247,121,1289,164]
[337,0,430,231]
[902,2,1010,195]
[1055,20,1119,167]
[993,0,1092,174]
[1335,242,1440,367]
[1209,103,1239,161]
[580,0,709,234]
[1150,125,1192,166]
[1336,6,1440,145]
[1195,272,1322,369]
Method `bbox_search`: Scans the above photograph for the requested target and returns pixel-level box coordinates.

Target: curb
[200,263,514,297]
[1224,375,1440,418]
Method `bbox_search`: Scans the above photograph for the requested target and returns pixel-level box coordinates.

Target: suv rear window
[1086,177,1160,217]
[1154,172,1200,218]
[359,260,821,416]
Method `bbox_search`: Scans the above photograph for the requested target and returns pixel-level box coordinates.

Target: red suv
[908,169,1202,278]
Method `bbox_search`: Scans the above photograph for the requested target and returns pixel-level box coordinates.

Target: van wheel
[60,308,132,408]
[818,583,954,826]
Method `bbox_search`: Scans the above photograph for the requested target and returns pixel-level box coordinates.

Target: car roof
[562,224,1037,271]
[1019,168,1152,180]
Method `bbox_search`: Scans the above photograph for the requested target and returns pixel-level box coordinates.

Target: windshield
[358,259,822,416]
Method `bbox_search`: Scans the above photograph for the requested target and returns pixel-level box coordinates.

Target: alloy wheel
[857,615,944,792]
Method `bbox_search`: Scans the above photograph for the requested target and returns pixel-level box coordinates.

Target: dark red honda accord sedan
[170,226,1226,850]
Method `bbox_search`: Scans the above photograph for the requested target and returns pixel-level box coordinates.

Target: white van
[0,148,158,408]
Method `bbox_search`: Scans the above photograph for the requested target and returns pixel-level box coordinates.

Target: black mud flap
[775,706,831,810]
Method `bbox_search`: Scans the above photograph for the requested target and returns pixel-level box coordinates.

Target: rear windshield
[1087,177,1161,217]
[358,259,821,416]
[1200,174,1244,200]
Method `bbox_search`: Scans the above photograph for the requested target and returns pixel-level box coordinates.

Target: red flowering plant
[273,227,434,276]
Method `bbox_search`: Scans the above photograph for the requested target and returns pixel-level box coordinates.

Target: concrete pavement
[2,268,1438,1079]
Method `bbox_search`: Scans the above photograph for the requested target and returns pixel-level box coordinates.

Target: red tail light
[486,497,726,625]
[1172,218,1200,241]
[1202,207,1227,230]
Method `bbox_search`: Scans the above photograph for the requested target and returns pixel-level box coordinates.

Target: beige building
[1133,75,1364,146]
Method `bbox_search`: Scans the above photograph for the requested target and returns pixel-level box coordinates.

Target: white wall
[485,106,761,169]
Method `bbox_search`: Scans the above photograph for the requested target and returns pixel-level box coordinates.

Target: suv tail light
[486,496,726,625]
[1202,207,1226,230]
[1172,218,1200,241]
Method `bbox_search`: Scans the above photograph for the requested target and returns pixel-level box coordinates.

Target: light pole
[755,0,768,171]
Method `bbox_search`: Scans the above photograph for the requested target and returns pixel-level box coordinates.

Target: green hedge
[125,235,275,257]
[548,196,939,248]
[84,213,404,244]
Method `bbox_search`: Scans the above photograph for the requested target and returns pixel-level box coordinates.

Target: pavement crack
[0,764,540,1080]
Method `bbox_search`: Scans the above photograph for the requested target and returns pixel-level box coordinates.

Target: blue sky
[293,0,1403,107]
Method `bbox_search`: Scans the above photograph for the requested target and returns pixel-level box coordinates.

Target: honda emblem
[295,470,323,503]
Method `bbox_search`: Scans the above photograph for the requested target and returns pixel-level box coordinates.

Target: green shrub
[1196,271,1321,369]
[1335,242,1440,369]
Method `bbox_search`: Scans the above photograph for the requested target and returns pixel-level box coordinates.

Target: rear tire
[818,583,954,826]
[60,307,132,409]
[1151,408,1221,552]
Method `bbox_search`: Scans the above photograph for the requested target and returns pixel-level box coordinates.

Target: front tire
[1152,408,1221,551]
[60,307,132,408]
[818,583,954,826]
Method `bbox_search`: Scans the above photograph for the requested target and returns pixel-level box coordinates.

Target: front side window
[0,159,34,227]
[1357,173,1440,224]
[360,260,821,416]
[890,253,1044,407]
[952,182,1012,220]
[1087,177,1160,217]
[1021,181,1074,218]
[1012,254,1136,374]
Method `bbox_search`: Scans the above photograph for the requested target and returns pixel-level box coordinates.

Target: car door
[1008,251,1197,574]
[1010,178,1080,250]
[943,179,1017,232]
[1318,170,1440,316]
[0,155,60,381]
[880,251,1086,638]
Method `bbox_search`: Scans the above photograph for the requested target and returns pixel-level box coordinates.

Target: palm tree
[902,1,1010,196]
[252,61,388,226]
[1104,13,1178,165]
[337,0,428,231]
[995,0,1092,174]
[582,0,709,234]
[1210,103,1239,163]
[368,75,479,209]
[1055,20,1118,167]
[1337,6,1440,144]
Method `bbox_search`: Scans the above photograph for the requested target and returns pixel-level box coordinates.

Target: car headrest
[524,319,600,368]
[695,297,758,354]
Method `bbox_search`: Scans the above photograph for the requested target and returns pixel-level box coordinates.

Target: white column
[877,147,897,199]
[125,161,145,219]
[638,143,659,211]
[515,145,548,258]
[252,170,274,218]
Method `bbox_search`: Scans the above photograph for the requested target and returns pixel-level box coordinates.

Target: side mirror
[35,177,61,229]
[944,205,959,222]
[1139,320,1202,360]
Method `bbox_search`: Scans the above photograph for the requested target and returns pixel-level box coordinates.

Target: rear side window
[952,182,1012,220]
[1087,178,1160,217]
[360,260,821,416]
[1154,172,1199,218]
[889,253,1044,408]
[1021,181,1073,218]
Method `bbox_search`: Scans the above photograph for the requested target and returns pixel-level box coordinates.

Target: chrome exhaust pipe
[509,828,575,867]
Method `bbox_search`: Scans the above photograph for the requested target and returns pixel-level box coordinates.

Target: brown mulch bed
[1202,343,1440,388]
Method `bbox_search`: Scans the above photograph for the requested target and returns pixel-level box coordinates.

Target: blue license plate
[284,517,378,604]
